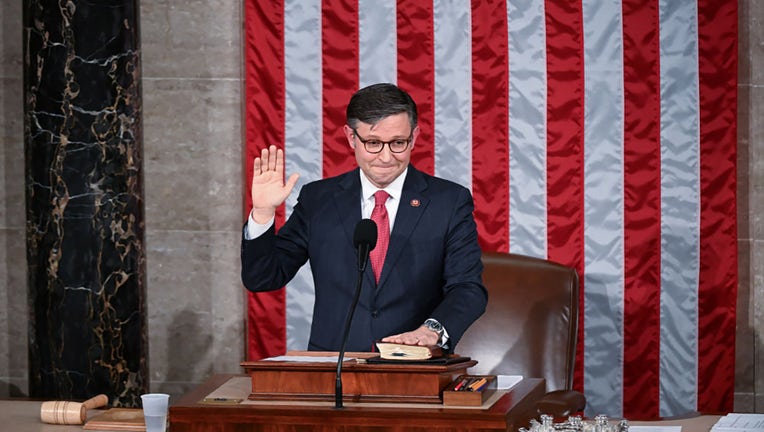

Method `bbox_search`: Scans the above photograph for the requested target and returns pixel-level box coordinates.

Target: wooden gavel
[40,394,109,425]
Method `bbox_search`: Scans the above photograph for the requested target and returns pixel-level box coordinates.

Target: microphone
[353,218,377,272]
[335,219,378,408]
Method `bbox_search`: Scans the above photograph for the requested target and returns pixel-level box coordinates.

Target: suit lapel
[376,166,429,288]
[333,169,375,286]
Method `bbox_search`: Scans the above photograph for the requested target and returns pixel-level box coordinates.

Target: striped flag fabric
[243,0,737,419]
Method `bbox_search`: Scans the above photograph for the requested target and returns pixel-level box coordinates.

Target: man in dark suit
[241,83,487,353]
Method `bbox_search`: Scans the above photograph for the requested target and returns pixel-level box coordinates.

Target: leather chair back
[456,251,579,392]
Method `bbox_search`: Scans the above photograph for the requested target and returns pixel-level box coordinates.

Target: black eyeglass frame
[352,129,413,154]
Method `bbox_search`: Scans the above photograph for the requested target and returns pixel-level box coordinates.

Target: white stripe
[359,0,397,86]
[272,1,723,418]
[507,0,547,258]
[284,0,322,350]
[433,0,472,190]
[581,0,626,418]
[658,0,700,416]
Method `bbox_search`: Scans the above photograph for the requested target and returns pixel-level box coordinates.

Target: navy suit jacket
[241,165,487,352]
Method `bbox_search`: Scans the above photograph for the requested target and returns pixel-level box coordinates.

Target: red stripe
[243,0,286,360]
[696,0,738,413]
[322,0,359,178]
[621,0,661,419]
[544,0,586,394]
[471,0,509,252]
[397,1,435,175]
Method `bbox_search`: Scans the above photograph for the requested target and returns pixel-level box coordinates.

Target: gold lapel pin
[410,199,420,207]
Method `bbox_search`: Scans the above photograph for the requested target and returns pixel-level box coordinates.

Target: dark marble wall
[22,0,146,406]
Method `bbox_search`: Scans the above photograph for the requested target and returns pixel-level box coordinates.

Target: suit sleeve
[428,187,488,349]
[240,190,311,293]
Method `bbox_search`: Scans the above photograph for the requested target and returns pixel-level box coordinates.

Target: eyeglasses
[353,129,412,154]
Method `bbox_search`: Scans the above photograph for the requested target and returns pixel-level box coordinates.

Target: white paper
[629,426,682,432]
[261,355,354,363]
[712,413,764,432]
[496,375,523,390]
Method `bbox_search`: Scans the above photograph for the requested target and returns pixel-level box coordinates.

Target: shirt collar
[359,167,408,202]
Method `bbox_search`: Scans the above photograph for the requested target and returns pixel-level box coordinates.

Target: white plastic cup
[140,393,170,432]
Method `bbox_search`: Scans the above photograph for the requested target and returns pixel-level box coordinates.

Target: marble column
[23,0,146,406]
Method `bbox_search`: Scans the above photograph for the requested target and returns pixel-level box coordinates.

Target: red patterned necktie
[370,190,390,283]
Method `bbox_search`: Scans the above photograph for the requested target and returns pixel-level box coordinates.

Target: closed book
[375,341,443,360]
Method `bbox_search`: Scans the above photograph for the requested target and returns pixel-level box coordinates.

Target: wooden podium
[241,351,475,404]
[169,352,546,432]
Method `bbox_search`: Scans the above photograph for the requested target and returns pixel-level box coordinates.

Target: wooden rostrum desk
[169,352,546,432]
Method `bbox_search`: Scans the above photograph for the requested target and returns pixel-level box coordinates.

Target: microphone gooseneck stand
[334,263,366,409]
[335,219,376,409]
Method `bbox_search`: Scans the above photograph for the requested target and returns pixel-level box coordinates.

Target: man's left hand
[380,326,439,346]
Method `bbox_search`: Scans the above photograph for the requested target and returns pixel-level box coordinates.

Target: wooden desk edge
[171,373,544,418]
[168,375,545,432]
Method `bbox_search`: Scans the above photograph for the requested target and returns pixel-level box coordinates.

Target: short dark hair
[346,83,418,129]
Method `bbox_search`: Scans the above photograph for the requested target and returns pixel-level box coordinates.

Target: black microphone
[335,219,378,408]
[353,218,378,272]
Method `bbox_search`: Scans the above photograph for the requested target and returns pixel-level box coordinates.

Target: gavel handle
[82,394,109,410]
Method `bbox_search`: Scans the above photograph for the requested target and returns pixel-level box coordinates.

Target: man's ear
[343,125,356,149]
[410,125,421,148]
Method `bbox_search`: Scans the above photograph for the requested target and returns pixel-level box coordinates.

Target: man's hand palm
[251,171,293,210]
[249,146,299,222]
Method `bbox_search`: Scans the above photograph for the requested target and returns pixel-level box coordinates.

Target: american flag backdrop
[242,0,737,419]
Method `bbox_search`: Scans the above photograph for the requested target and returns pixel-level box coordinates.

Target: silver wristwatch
[423,318,444,343]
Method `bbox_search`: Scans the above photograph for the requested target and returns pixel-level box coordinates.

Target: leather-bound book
[375,342,443,360]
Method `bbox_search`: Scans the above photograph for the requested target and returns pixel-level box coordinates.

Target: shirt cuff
[245,212,274,240]
[440,326,450,348]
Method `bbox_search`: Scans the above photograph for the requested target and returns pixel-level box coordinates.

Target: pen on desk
[473,380,490,392]
[453,378,469,391]
[459,378,477,391]
[468,377,488,392]
[462,378,478,391]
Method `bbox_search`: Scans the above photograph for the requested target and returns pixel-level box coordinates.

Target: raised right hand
[250,145,300,223]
